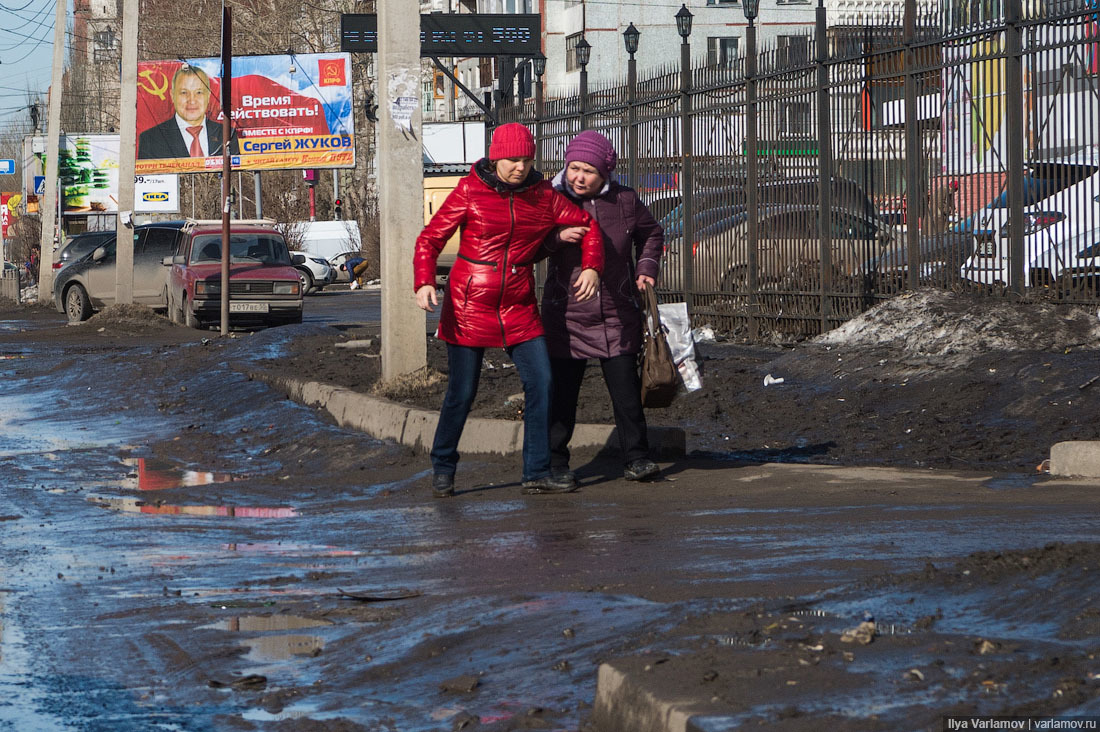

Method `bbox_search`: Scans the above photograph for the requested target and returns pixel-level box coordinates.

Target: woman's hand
[636,275,656,291]
[415,284,439,312]
[557,226,589,244]
[574,268,599,301]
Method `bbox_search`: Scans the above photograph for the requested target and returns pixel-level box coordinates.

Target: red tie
[186,125,203,157]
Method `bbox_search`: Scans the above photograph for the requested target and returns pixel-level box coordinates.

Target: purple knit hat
[565,130,618,181]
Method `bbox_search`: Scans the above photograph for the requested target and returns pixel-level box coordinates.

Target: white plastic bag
[656,301,702,392]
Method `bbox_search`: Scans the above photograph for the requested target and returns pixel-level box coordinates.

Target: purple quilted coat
[541,173,664,360]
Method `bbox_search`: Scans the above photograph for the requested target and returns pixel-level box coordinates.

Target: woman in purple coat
[541,130,665,485]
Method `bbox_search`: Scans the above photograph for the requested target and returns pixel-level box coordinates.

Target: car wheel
[184,298,202,329]
[297,268,314,295]
[65,284,92,323]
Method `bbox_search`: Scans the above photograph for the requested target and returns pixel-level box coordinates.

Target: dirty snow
[816,289,1100,357]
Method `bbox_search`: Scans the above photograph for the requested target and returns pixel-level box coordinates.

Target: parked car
[960,169,1100,287]
[328,251,365,283]
[52,222,186,323]
[164,220,303,329]
[1028,224,1100,290]
[662,205,894,291]
[288,250,335,294]
[53,230,116,273]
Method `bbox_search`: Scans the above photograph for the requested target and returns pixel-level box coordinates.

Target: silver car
[52,223,184,323]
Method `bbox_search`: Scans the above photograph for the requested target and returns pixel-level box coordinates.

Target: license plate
[229,302,269,313]
[976,241,998,257]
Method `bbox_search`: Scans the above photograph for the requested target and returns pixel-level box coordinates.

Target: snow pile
[85,303,172,328]
[817,289,1100,356]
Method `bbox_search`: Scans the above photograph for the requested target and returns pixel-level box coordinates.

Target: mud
[271,289,1100,474]
[2,289,1100,730]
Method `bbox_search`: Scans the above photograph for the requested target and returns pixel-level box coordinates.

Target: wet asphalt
[3,290,1100,730]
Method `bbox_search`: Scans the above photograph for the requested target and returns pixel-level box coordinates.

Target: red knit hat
[489,123,536,160]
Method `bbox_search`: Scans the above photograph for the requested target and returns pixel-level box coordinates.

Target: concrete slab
[1050,441,1100,478]
[593,662,710,732]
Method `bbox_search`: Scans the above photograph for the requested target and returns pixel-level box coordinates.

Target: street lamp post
[576,37,591,130]
[676,4,693,309]
[533,52,546,172]
[624,23,640,189]
[743,0,759,334]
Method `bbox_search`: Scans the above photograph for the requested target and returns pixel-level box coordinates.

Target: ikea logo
[142,192,170,202]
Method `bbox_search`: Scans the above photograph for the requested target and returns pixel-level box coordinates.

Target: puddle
[204,615,332,632]
[129,457,244,491]
[242,701,328,722]
[241,633,325,661]
[88,495,298,518]
[983,473,1043,491]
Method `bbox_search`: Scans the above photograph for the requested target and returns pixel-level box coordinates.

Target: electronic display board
[341,14,541,57]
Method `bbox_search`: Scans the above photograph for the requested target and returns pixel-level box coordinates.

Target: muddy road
[2,289,1100,731]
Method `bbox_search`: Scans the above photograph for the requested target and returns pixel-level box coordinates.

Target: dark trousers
[431,337,552,481]
[549,354,649,469]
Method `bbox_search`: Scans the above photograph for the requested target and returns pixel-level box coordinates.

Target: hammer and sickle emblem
[138,69,169,100]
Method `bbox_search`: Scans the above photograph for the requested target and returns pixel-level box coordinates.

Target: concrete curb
[1050,441,1100,478]
[593,662,738,732]
[254,373,685,458]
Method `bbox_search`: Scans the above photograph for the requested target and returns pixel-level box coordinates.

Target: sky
[0,0,60,130]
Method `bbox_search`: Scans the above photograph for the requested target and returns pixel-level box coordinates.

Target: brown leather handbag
[639,286,682,408]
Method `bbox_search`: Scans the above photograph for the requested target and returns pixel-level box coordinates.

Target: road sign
[34,176,45,195]
[0,159,14,175]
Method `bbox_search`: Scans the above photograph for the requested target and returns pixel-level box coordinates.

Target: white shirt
[174,115,209,157]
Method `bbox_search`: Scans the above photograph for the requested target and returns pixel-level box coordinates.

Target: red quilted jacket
[414,160,603,348]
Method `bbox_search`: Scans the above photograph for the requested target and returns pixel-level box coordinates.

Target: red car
[163,220,304,329]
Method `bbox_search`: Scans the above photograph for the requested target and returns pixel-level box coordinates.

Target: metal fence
[499,0,1100,340]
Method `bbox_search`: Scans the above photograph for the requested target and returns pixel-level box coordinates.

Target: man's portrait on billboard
[137,66,239,160]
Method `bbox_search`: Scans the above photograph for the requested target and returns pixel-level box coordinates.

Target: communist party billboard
[136,52,354,174]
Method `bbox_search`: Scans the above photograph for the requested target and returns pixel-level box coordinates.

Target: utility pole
[37,0,68,303]
[378,0,426,380]
[115,0,139,304]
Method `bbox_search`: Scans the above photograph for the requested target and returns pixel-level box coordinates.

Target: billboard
[136,53,354,174]
[1,192,19,238]
[23,135,180,215]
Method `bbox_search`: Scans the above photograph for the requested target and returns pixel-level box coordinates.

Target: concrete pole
[115,0,139,304]
[378,0,426,380]
[254,171,262,218]
[36,0,68,303]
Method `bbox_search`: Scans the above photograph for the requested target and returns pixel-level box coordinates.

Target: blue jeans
[431,337,552,482]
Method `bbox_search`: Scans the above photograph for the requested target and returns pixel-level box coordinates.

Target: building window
[779,101,813,136]
[707,36,739,66]
[94,28,115,49]
[565,32,583,72]
[777,35,810,68]
[479,56,494,88]
[706,0,740,5]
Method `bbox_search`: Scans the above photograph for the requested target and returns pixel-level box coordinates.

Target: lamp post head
[533,52,546,77]
[623,23,640,55]
[575,36,592,67]
[675,4,694,39]
[742,0,759,21]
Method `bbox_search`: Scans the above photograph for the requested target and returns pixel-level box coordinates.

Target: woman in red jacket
[414,123,604,498]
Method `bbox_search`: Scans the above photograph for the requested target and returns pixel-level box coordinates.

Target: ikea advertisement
[136,53,354,174]
[23,135,179,215]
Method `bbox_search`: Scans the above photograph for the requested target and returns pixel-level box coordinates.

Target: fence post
[1005,0,1026,295]
[815,0,834,334]
[745,12,759,338]
[679,20,695,312]
[903,0,922,292]
[627,38,638,190]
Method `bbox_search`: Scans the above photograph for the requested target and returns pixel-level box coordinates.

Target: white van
[282,221,362,263]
